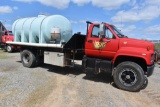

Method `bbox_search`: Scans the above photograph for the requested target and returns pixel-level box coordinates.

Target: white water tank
[12,15,72,44]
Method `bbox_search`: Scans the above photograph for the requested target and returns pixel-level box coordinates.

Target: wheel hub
[7,46,11,51]
[126,75,130,79]
[119,68,137,86]
[23,54,30,64]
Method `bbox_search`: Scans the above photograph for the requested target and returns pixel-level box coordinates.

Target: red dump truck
[7,15,155,92]
[0,30,19,52]
[0,21,19,52]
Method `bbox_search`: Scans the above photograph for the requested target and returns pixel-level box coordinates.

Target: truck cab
[2,31,14,43]
[83,22,155,91]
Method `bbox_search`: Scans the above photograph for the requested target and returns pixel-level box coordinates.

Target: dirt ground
[0,50,160,107]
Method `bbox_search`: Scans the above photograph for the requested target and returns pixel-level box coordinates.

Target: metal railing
[149,40,160,43]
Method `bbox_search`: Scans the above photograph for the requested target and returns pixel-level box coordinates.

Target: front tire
[113,61,145,92]
[21,50,36,68]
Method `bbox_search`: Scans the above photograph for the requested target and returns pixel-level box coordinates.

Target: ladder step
[65,58,73,60]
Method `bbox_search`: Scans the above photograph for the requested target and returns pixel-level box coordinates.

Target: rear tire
[113,61,145,92]
[21,50,36,68]
[6,45,13,53]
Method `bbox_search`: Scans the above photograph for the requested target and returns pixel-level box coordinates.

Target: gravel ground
[0,49,160,107]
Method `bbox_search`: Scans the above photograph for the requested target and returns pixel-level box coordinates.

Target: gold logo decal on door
[93,41,106,50]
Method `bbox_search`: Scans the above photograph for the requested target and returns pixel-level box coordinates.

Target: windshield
[111,25,125,38]
[8,31,13,36]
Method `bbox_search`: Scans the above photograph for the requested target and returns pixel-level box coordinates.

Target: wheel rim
[7,46,11,52]
[119,68,137,87]
[23,53,30,64]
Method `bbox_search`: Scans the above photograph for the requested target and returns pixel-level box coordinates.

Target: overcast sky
[0,0,160,40]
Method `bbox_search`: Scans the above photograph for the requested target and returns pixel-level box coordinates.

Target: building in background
[0,21,6,44]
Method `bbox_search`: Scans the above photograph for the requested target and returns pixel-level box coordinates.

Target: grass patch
[0,55,7,59]
[155,43,160,50]
[0,50,6,54]
[0,50,7,59]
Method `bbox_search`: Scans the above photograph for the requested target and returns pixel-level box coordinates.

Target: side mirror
[99,23,105,38]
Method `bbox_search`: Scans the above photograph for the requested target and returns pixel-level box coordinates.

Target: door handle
[103,39,110,42]
[88,40,92,43]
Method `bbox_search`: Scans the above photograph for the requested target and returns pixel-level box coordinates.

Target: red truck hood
[1,35,14,43]
[119,38,154,51]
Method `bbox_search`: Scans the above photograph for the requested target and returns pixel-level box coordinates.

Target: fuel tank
[12,15,72,44]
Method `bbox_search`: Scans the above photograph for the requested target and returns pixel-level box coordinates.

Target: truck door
[100,25,119,59]
[85,24,119,59]
[85,25,102,58]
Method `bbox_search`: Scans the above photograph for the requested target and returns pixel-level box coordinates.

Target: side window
[105,28,115,39]
[92,25,99,38]
[4,32,7,35]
